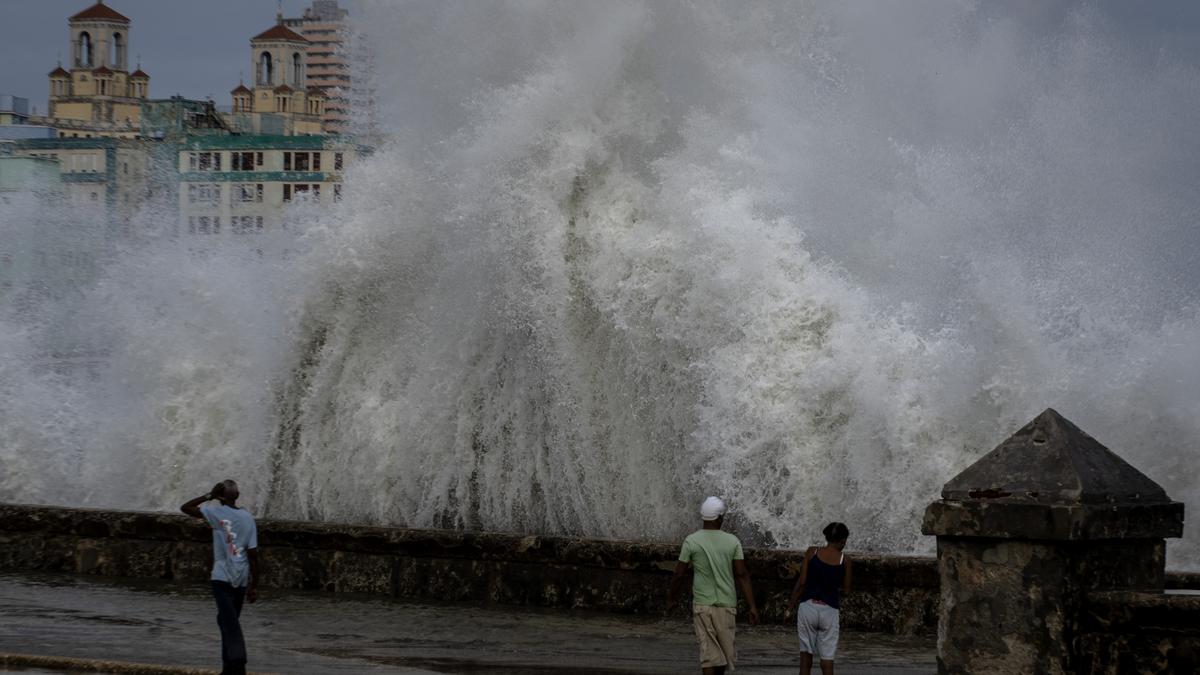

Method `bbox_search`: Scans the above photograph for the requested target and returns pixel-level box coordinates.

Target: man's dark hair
[822,521,849,543]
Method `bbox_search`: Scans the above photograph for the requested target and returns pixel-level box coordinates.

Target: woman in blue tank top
[787,522,852,675]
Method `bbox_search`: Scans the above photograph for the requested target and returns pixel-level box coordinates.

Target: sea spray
[1,1,1197,567]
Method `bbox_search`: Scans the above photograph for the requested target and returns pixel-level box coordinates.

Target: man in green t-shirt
[667,496,759,674]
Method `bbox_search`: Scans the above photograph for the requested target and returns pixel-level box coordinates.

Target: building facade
[176,135,360,236]
[8,137,156,226]
[45,1,150,138]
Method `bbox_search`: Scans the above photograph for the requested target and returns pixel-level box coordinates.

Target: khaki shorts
[693,604,737,669]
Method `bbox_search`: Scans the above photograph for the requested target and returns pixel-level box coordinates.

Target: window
[79,32,93,67]
[188,152,221,172]
[187,183,221,205]
[283,184,320,203]
[284,152,321,172]
[232,152,260,171]
[293,52,303,87]
[112,33,124,68]
[334,152,343,171]
[232,215,264,234]
[259,52,273,86]
[333,184,342,202]
[188,216,221,235]
[234,183,263,203]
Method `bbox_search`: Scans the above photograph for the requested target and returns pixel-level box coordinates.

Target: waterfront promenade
[0,573,934,674]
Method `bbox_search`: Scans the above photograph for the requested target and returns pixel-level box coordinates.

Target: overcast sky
[0,0,335,113]
[4,0,1200,117]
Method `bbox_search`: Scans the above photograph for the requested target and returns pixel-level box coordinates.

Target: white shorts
[797,600,840,660]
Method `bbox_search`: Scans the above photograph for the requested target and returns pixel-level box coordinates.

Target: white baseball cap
[700,496,727,521]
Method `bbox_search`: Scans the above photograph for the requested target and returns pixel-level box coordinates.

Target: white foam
[1,1,1197,568]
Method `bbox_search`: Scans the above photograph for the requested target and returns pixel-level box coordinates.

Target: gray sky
[0,0,334,113]
[4,0,1200,117]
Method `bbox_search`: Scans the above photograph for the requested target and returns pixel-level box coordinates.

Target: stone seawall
[0,503,937,633]
[6,502,1196,641]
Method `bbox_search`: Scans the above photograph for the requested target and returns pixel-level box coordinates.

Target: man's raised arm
[180,483,222,519]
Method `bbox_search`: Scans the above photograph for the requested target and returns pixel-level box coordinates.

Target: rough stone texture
[942,409,1171,505]
[923,409,1187,675]
[1077,591,1200,675]
[923,500,1183,543]
[927,409,1184,543]
[0,502,937,633]
[935,539,1072,673]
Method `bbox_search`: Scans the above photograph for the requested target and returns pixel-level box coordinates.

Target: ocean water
[1,1,1197,567]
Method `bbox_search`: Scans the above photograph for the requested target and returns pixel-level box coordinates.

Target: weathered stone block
[924,409,1186,675]
[1077,591,1200,674]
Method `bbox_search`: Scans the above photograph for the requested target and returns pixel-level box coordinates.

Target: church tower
[229,12,323,135]
[48,1,148,136]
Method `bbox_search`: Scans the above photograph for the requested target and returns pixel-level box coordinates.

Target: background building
[0,152,63,207]
[6,1,374,255]
[0,96,56,140]
[283,0,373,135]
[9,137,156,228]
[226,16,325,137]
[44,1,150,138]
[0,96,32,125]
[176,135,361,237]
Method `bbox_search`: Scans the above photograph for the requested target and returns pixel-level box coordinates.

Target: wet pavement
[0,573,935,674]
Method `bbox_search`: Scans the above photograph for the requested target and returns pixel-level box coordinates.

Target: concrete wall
[0,502,936,633]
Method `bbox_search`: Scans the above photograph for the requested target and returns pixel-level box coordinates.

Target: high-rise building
[46,1,150,138]
[283,1,363,135]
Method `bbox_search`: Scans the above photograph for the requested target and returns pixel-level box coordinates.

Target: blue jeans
[211,580,247,675]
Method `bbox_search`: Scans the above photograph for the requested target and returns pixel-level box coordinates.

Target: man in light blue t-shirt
[182,480,259,675]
